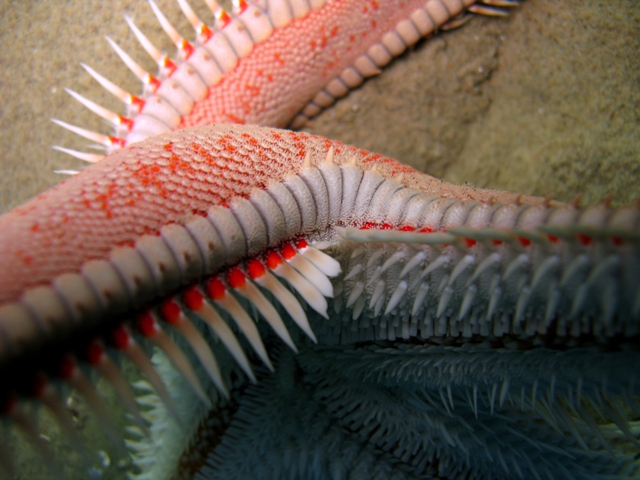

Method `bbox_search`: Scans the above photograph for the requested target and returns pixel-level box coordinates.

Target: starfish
[0,1,638,479]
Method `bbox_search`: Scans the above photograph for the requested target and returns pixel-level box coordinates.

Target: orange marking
[216,10,232,28]
[464,238,477,248]
[162,58,178,76]
[118,115,134,130]
[577,233,592,246]
[273,53,285,66]
[17,250,33,266]
[518,237,532,247]
[180,40,195,60]
[199,25,214,42]
[236,0,248,13]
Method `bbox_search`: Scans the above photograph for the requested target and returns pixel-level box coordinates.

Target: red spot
[295,238,308,250]
[399,225,416,232]
[227,267,246,289]
[518,237,532,247]
[160,299,181,325]
[266,251,283,269]
[58,352,78,380]
[0,392,17,415]
[281,243,296,260]
[547,234,559,244]
[330,26,338,37]
[164,143,174,151]
[492,240,503,246]
[235,0,248,13]
[110,324,131,350]
[419,227,434,233]
[226,113,245,124]
[241,133,260,146]
[577,233,592,246]
[147,75,162,93]
[18,250,33,266]
[84,340,105,366]
[29,373,47,397]
[464,238,477,248]
[247,259,266,279]
[191,209,207,218]
[184,286,204,310]
[109,136,126,148]
[162,58,178,76]
[130,94,145,112]
[207,277,227,300]
[611,236,623,246]
[199,25,214,42]
[137,311,157,338]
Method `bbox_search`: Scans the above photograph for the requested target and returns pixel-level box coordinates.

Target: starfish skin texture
[0,1,638,480]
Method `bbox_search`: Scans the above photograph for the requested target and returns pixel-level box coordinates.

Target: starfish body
[0,1,638,479]
[54,0,490,160]
[1,124,639,479]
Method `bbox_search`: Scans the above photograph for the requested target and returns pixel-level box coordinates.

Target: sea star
[1,0,635,477]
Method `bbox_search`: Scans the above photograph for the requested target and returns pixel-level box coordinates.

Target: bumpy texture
[180,0,432,127]
[0,124,540,305]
